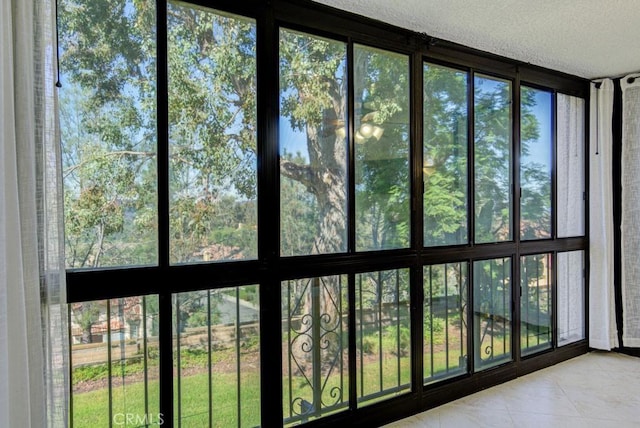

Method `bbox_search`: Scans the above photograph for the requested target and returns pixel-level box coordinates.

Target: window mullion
[156,1,174,426]
[513,73,522,362]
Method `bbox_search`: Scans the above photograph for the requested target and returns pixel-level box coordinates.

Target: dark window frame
[64,0,590,427]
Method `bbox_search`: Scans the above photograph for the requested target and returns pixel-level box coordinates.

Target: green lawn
[72,350,460,427]
[71,328,517,427]
[72,378,159,427]
[72,370,262,428]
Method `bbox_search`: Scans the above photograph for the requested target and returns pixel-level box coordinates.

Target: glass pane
[520,254,552,356]
[557,94,586,237]
[356,269,411,406]
[424,263,468,384]
[557,251,585,346]
[355,45,411,251]
[70,296,160,427]
[59,0,158,268]
[173,286,261,427]
[423,63,468,247]
[474,75,512,243]
[283,276,349,425]
[168,4,257,264]
[521,87,552,240]
[279,29,348,256]
[473,258,512,371]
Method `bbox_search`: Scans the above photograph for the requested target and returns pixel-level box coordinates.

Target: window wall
[59,0,589,427]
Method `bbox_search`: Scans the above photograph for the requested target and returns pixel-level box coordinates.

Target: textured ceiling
[312,0,640,79]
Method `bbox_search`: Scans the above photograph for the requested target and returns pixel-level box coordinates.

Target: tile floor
[383,351,640,428]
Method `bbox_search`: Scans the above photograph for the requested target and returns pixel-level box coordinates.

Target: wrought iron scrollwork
[286,276,345,423]
[484,345,493,357]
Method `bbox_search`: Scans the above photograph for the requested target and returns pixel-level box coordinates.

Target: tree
[352,46,410,251]
[166,4,258,263]
[59,0,549,270]
[520,87,552,240]
[423,64,469,246]
[280,152,317,256]
[59,0,158,268]
[279,30,349,255]
[473,76,514,243]
[71,302,102,344]
[59,0,259,268]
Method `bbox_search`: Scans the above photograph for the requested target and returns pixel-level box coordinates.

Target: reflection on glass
[520,254,552,356]
[521,88,552,240]
[354,45,410,251]
[173,286,261,427]
[168,4,257,264]
[59,0,158,268]
[473,258,512,370]
[558,251,585,346]
[282,276,349,425]
[474,75,512,243]
[279,29,348,256]
[70,296,160,427]
[424,263,468,384]
[557,94,585,238]
[356,269,411,406]
[423,63,468,247]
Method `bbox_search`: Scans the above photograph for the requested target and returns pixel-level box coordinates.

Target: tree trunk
[81,326,92,344]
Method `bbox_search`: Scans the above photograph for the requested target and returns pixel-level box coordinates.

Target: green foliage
[59,0,158,268]
[60,0,548,266]
[72,341,250,386]
[354,46,411,251]
[473,77,513,243]
[424,172,466,243]
[238,285,259,306]
[72,301,102,343]
[423,64,468,246]
[358,324,411,358]
[520,87,552,239]
[280,30,345,131]
[72,363,110,385]
[361,335,377,355]
[521,254,551,317]
[385,325,411,357]
[72,350,155,386]
[279,30,349,255]
[60,0,260,267]
[473,258,511,320]
[177,347,209,369]
[424,312,446,335]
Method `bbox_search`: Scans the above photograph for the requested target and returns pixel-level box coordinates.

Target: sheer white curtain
[588,79,618,350]
[556,94,587,344]
[1,0,69,426]
[621,73,640,347]
[557,94,586,238]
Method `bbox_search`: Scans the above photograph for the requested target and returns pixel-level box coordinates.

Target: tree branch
[280,158,314,190]
[64,150,155,178]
